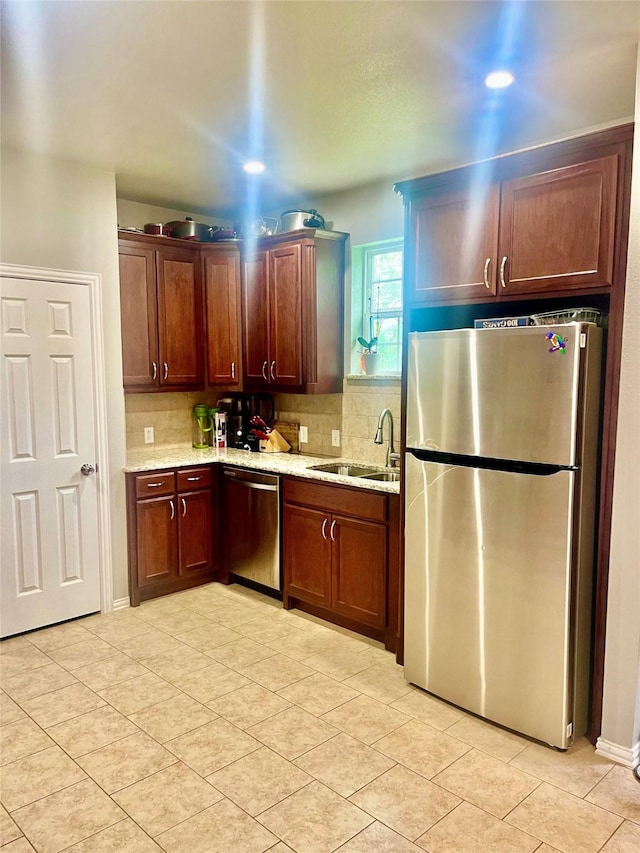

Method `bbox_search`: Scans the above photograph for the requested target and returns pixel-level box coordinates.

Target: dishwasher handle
[223,470,279,492]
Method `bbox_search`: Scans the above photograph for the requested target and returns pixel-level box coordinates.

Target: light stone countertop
[125,445,400,494]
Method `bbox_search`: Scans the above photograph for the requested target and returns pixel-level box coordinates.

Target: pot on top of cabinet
[279,209,325,231]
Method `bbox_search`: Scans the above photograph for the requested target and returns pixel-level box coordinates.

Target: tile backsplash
[125,378,401,465]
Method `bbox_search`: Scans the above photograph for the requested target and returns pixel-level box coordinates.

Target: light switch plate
[144,427,154,444]
[331,429,340,447]
[299,426,308,443]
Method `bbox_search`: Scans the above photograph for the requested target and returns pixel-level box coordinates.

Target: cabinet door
[118,245,159,388]
[269,243,303,386]
[204,250,241,386]
[283,504,332,608]
[410,185,500,303]
[178,490,213,576]
[242,251,270,385]
[156,247,203,387]
[136,496,178,587]
[499,155,618,294]
[331,515,386,629]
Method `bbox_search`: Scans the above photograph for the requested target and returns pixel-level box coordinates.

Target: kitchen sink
[361,470,401,482]
[308,463,380,477]
[308,462,400,483]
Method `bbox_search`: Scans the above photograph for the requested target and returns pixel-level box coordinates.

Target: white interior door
[1,274,103,637]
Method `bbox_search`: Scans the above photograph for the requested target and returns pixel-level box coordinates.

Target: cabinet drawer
[177,467,213,492]
[284,477,387,522]
[135,471,176,499]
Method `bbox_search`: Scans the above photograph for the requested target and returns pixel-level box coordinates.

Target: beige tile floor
[1,583,639,853]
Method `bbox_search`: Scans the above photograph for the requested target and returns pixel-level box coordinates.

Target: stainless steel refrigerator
[404,323,602,748]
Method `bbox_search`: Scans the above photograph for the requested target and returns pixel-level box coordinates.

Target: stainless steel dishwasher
[221,467,281,592]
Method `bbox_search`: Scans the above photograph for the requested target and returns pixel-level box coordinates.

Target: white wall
[313,179,404,246]
[598,45,640,767]
[116,199,229,230]
[0,147,129,602]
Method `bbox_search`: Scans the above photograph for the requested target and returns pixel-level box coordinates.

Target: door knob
[80,464,96,476]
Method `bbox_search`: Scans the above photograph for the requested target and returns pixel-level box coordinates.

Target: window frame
[350,238,404,376]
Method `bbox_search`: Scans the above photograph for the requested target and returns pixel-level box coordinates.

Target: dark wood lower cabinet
[282,477,399,651]
[126,466,219,605]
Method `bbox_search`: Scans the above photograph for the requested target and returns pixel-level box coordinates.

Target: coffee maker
[216,395,249,448]
[216,393,275,450]
[246,394,275,429]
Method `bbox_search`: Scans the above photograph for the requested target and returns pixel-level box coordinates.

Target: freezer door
[406,325,601,466]
[404,453,587,748]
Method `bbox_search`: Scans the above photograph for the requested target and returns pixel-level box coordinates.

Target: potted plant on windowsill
[357,335,379,375]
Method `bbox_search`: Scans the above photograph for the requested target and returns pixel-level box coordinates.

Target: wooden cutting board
[272,420,300,453]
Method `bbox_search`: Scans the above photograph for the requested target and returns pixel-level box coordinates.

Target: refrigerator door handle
[405,447,578,475]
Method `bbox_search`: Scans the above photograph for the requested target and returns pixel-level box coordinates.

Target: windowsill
[345,374,402,384]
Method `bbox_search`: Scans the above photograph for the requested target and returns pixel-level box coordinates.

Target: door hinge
[580,333,587,348]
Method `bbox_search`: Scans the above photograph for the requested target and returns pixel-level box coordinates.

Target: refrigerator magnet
[546,331,567,354]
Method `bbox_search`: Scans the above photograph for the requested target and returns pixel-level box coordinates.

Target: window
[351,239,403,374]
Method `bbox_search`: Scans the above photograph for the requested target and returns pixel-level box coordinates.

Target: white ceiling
[1,1,638,217]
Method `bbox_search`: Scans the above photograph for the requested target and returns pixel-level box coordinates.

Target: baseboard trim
[595,736,640,768]
[112,597,131,611]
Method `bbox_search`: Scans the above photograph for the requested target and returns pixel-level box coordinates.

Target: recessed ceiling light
[243,160,266,175]
[485,70,514,89]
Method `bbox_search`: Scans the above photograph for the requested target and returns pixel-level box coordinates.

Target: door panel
[283,504,331,607]
[136,496,178,586]
[270,244,302,385]
[179,490,213,575]
[404,455,577,747]
[204,251,241,386]
[332,515,386,628]
[1,276,101,637]
[118,247,158,388]
[499,156,618,292]
[156,249,202,387]
[410,185,500,302]
[242,251,269,385]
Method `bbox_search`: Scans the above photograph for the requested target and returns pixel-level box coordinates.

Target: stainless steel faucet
[374,408,400,467]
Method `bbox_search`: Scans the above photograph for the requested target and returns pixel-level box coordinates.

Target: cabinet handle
[483,258,491,289]
[169,499,175,520]
[186,476,202,482]
[231,361,235,380]
[146,481,165,488]
[270,360,276,381]
[163,362,168,380]
[499,256,508,288]
[321,518,328,540]
[181,497,187,517]
[151,362,157,380]
[330,520,337,542]
[261,360,268,380]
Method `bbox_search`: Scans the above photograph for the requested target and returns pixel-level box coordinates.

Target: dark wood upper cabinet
[241,230,347,393]
[118,245,158,389]
[242,249,270,386]
[412,185,500,302]
[202,246,241,387]
[119,229,346,395]
[499,156,617,295]
[156,246,203,386]
[397,126,631,305]
[118,233,203,392]
[269,242,303,386]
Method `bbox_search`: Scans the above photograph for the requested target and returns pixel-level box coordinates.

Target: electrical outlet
[332,429,341,447]
[299,426,308,443]
[144,427,154,444]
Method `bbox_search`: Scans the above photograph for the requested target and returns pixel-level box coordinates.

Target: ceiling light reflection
[485,69,515,89]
